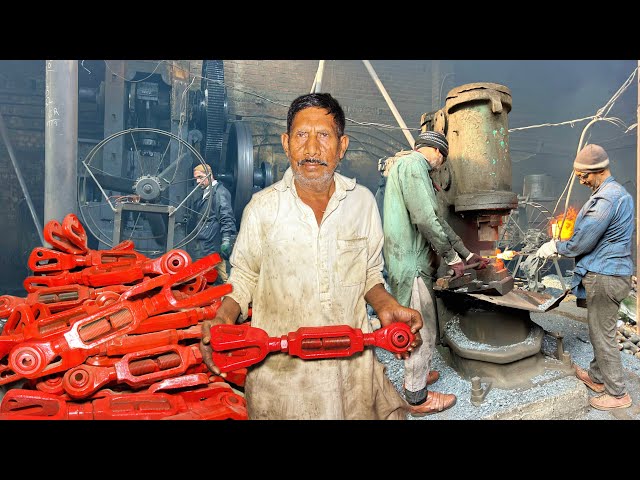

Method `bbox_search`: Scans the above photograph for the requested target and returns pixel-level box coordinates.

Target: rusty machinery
[76,60,274,256]
[419,82,571,389]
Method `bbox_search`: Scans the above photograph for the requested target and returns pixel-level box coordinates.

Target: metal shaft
[45,60,78,228]
[362,60,415,149]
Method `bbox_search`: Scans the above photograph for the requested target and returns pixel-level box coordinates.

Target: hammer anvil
[435,270,477,290]
[435,262,514,295]
[474,265,514,295]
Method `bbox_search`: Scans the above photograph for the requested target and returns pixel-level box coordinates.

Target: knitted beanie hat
[573,144,609,171]
[414,131,449,157]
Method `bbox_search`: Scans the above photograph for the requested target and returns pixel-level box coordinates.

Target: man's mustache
[297,158,328,167]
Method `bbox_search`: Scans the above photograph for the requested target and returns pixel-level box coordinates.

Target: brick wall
[224,60,444,193]
[0,61,46,293]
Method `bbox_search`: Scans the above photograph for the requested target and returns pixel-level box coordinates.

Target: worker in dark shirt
[192,163,237,283]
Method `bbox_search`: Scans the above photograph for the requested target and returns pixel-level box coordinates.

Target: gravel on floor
[373,275,640,421]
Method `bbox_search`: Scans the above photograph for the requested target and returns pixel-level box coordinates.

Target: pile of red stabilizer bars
[0,213,247,420]
[0,213,416,420]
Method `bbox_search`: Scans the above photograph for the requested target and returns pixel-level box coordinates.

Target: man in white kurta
[200,92,422,420]
[228,167,407,419]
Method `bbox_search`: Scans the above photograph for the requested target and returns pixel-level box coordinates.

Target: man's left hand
[467,253,490,269]
[220,240,233,260]
[376,305,423,360]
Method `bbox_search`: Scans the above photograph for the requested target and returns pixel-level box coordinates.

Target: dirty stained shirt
[556,176,634,299]
[383,151,470,307]
[227,167,406,420]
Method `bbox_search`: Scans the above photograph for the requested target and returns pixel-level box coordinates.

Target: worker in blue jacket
[537,144,634,411]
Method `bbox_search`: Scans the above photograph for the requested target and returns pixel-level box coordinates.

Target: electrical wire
[103,60,169,83]
[549,66,638,241]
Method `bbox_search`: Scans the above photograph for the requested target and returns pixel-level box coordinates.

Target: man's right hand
[199,296,242,378]
[200,318,226,378]
[449,261,465,279]
[466,253,490,269]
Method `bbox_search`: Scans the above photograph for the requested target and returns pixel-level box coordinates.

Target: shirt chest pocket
[336,237,367,287]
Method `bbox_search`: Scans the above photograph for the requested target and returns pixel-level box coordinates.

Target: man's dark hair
[286,93,346,137]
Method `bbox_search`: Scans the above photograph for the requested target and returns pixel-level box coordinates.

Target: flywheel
[78,128,212,256]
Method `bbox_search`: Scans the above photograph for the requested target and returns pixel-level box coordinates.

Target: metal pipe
[362,60,415,148]
[439,72,455,108]
[310,60,326,94]
[0,109,45,245]
[44,60,78,226]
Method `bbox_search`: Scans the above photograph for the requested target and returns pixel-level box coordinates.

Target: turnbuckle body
[61,343,204,399]
[0,383,247,420]
[5,259,230,381]
[28,247,148,273]
[210,322,415,372]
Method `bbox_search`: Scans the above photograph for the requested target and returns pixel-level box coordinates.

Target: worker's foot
[409,391,456,417]
[427,370,440,386]
[589,392,632,411]
[574,365,605,393]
